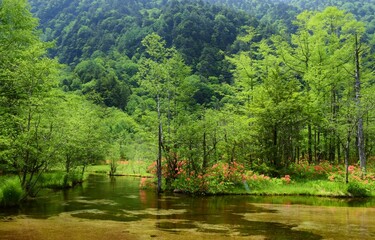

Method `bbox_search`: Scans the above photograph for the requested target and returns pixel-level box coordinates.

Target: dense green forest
[1,0,375,200]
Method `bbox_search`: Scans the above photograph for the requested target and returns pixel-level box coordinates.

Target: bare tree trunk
[157,94,163,193]
[345,135,350,184]
[273,125,278,166]
[344,115,354,184]
[308,124,313,163]
[354,34,366,178]
[202,131,207,170]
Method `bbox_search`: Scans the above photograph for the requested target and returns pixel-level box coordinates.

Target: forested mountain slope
[30,0,375,70]
[28,0,260,110]
[205,0,375,34]
[29,0,256,69]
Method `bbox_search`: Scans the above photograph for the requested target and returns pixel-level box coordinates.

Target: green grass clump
[0,177,24,207]
[39,172,66,188]
[347,181,370,197]
[39,171,86,189]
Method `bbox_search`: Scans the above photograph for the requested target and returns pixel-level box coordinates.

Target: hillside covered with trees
[1,0,375,202]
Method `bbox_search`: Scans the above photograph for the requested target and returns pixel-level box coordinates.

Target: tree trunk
[345,116,353,184]
[345,135,350,184]
[354,34,366,178]
[314,129,317,162]
[308,124,313,163]
[157,94,163,193]
[202,131,207,170]
[273,125,278,167]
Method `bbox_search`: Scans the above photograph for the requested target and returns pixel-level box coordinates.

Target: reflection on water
[1,174,375,239]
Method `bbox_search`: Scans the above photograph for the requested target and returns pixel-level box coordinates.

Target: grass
[87,160,152,177]
[39,171,87,189]
[244,181,344,196]
[232,179,375,197]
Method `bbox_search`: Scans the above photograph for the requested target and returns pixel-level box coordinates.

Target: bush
[244,171,273,190]
[347,181,370,197]
[286,161,334,180]
[170,161,246,194]
[251,162,277,177]
[0,178,23,207]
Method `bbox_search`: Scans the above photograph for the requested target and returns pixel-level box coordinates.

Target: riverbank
[166,179,375,198]
[88,161,375,198]
[229,180,375,198]
[154,161,375,198]
[0,171,87,207]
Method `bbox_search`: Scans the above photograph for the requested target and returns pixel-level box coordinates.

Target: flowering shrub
[170,161,246,194]
[146,159,375,196]
[326,164,374,182]
[147,161,158,175]
[139,177,155,189]
[287,161,336,180]
[243,171,273,190]
[281,175,291,184]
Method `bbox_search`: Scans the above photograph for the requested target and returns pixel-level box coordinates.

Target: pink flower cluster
[281,175,291,184]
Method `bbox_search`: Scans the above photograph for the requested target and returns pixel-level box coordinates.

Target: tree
[271,7,374,180]
[0,0,60,195]
[137,33,190,192]
[54,93,108,182]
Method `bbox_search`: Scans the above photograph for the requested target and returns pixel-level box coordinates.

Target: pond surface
[1,175,375,240]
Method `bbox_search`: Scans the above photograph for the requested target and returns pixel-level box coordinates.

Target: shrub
[251,162,277,177]
[244,171,273,190]
[281,175,291,184]
[170,161,246,194]
[139,177,155,190]
[0,178,23,207]
[287,161,333,180]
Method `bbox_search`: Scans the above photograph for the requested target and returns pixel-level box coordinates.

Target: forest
[1,0,375,205]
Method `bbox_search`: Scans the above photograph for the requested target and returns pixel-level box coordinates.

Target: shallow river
[1,175,374,240]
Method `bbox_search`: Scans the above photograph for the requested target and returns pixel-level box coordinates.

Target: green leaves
[0,0,38,50]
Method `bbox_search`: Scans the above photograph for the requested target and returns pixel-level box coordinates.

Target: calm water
[1,175,375,239]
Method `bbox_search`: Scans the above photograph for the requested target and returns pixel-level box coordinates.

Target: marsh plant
[0,177,24,207]
[37,171,85,189]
